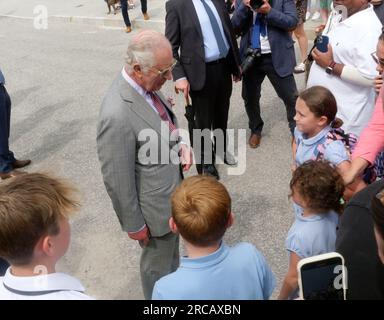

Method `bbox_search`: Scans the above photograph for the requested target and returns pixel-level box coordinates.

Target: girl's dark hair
[290,160,345,214]
[371,189,384,239]
[299,86,343,128]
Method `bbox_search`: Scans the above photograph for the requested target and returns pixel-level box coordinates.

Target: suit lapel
[185,0,204,47]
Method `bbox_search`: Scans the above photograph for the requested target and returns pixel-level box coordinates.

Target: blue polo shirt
[152,241,275,300]
[294,126,349,166]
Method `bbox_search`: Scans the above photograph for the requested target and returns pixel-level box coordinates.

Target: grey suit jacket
[97,74,182,237]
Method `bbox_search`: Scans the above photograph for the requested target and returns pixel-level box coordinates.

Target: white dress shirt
[307,5,382,136]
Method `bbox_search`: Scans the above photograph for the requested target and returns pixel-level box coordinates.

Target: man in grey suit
[97,30,192,299]
[231,0,298,148]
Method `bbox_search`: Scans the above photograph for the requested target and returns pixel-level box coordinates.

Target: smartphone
[297,252,347,300]
[315,35,329,53]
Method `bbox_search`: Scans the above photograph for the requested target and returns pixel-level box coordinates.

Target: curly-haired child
[278,160,345,300]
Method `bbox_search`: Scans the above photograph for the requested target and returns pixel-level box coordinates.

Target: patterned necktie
[251,14,266,49]
[200,0,228,58]
[149,92,178,134]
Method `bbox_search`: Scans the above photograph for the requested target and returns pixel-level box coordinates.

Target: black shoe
[12,159,31,169]
[202,164,220,180]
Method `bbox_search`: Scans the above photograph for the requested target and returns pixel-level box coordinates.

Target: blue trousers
[0,85,15,173]
[120,0,147,27]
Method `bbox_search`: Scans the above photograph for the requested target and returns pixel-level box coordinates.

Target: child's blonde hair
[171,176,231,247]
[290,161,345,214]
[0,173,80,265]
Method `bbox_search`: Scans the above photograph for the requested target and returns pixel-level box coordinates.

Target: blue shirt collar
[180,241,229,269]
[300,126,331,146]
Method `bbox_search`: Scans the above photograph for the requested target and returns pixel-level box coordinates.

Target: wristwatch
[326,61,336,75]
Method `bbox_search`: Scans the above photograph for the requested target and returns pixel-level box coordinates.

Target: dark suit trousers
[242,54,297,136]
[120,0,147,27]
[0,85,15,173]
[190,60,232,168]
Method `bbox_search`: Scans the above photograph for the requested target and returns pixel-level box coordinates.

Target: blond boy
[152,176,275,300]
[0,173,92,299]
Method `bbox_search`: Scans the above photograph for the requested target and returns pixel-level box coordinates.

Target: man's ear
[133,64,142,75]
[226,212,235,229]
[169,217,179,234]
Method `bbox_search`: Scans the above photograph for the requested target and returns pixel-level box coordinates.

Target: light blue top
[152,241,276,300]
[192,0,230,62]
[286,204,339,259]
[0,68,5,85]
[294,126,349,166]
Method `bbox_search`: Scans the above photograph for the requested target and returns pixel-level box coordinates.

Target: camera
[241,47,261,74]
[250,0,264,10]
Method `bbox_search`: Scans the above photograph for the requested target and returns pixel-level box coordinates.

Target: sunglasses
[149,59,177,78]
[371,52,384,68]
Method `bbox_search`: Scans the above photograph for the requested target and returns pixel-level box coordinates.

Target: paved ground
[0,1,309,299]
[0,0,322,37]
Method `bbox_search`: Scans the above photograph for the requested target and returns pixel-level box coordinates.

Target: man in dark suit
[0,68,31,180]
[165,0,241,180]
[232,0,298,148]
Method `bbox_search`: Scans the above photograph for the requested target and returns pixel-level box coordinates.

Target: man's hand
[243,0,252,8]
[256,0,271,14]
[179,143,193,171]
[374,75,383,94]
[128,225,150,246]
[311,44,334,69]
[175,79,190,101]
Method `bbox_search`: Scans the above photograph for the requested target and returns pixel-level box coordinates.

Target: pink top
[352,89,384,164]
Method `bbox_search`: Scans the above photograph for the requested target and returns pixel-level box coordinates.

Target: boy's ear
[226,212,235,228]
[169,217,179,234]
[40,235,56,257]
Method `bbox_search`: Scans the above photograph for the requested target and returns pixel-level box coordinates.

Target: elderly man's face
[333,0,368,16]
[141,48,174,92]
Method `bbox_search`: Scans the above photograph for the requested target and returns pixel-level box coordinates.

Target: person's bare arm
[278,252,301,300]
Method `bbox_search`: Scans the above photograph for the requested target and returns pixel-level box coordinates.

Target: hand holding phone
[315,35,329,53]
[297,252,347,300]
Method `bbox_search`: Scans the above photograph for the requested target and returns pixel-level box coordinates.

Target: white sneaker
[294,62,306,74]
[311,11,321,20]
[305,11,311,20]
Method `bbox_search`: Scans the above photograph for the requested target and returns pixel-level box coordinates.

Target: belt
[206,57,226,65]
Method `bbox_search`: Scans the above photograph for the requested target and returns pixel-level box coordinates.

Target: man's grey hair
[125,30,171,74]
